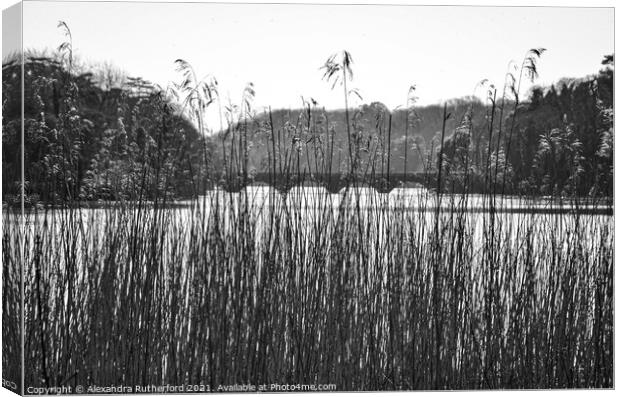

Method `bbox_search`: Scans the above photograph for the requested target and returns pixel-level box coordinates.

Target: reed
[5,47,614,391]
[15,179,613,390]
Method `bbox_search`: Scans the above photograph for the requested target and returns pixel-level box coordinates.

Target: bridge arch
[286,180,331,195]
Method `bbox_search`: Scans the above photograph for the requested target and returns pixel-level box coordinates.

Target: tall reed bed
[7,45,613,391]
[2,208,22,392]
[15,175,613,390]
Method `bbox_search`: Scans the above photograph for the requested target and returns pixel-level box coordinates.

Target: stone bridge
[215,172,434,194]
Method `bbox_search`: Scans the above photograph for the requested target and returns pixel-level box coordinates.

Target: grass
[11,168,613,391]
[3,44,614,391]
[2,208,22,392]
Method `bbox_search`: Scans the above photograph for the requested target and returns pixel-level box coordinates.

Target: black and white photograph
[0,0,616,394]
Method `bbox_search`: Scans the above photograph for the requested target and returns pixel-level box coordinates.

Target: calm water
[6,187,613,253]
[183,186,612,213]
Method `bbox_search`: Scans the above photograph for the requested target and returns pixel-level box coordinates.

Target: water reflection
[181,186,612,215]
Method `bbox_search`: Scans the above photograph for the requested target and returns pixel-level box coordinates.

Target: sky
[19,0,614,116]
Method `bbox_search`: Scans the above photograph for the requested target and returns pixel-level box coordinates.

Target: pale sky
[21,0,614,114]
